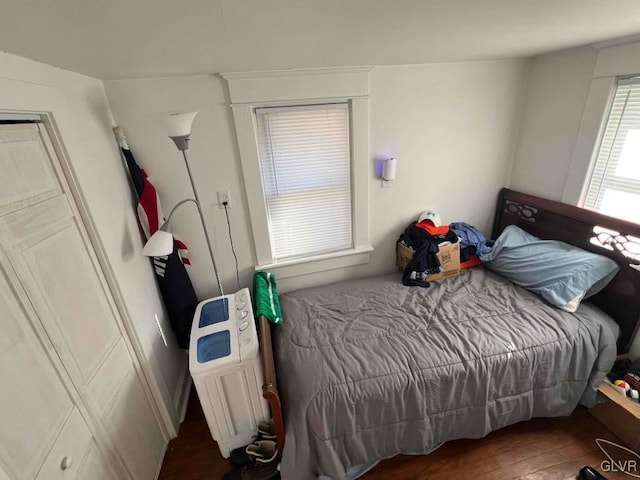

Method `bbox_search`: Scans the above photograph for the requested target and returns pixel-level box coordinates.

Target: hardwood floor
[159,389,632,480]
[158,389,228,480]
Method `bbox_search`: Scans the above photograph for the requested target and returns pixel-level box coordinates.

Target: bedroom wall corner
[502,58,533,192]
[366,59,529,278]
[508,45,599,200]
[103,74,257,298]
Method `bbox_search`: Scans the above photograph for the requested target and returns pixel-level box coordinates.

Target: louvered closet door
[0,123,164,479]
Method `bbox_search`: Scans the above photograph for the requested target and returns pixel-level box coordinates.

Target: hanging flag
[114,126,197,349]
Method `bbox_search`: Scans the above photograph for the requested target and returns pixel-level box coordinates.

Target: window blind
[584,76,640,224]
[255,103,352,261]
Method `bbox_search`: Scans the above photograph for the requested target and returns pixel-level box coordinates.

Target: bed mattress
[274,268,619,480]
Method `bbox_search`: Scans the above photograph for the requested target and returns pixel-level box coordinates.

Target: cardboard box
[396,242,460,281]
[590,382,640,452]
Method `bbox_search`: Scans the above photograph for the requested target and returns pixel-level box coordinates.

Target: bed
[257,188,640,480]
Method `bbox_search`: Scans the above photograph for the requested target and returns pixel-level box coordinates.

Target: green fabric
[253,270,283,325]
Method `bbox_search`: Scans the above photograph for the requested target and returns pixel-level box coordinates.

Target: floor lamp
[142,112,224,296]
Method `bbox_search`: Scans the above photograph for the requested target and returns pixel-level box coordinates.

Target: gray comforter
[274,268,619,480]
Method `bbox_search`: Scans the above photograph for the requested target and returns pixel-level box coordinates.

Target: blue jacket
[449,222,493,256]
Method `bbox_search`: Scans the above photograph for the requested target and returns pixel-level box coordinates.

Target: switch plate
[218,191,231,209]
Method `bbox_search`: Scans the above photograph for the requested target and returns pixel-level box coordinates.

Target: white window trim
[562,76,618,205]
[221,67,373,279]
[563,42,640,205]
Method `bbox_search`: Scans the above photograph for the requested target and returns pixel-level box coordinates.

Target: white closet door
[0,123,166,480]
[0,123,121,387]
[75,442,118,480]
[0,249,73,480]
[0,124,61,217]
[104,368,165,480]
[87,341,165,480]
[35,408,92,480]
[0,194,121,387]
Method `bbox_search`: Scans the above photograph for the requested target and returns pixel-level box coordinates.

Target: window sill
[255,246,374,280]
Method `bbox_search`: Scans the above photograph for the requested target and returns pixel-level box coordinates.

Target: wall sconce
[142,112,224,295]
[381,157,397,187]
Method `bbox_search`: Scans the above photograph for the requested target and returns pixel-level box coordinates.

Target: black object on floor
[222,467,239,480]
[222,467,280,480]
[222,440,279,480]
[578,466,608,480]
[607,359,634,382]
[229,446,249,467]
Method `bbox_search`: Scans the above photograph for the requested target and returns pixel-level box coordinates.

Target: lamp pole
[160,111,225,297]
[181,149,224,297]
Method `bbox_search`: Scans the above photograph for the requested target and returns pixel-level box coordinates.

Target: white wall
[104,59,528,294]
[510,42,640,358]
[367,60,528,276]
[104,75,255,299]
[0,52,188,433]
[509,46,599,200]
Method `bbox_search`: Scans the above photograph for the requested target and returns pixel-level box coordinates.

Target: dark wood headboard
[492,188,640,353]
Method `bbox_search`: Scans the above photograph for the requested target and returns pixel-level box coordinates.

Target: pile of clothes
[398,211,493,287]
[607,357,640,403]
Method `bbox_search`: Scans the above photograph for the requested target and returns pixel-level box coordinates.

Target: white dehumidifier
[189,288,270,457]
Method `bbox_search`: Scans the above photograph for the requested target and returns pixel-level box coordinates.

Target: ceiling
[2,0,640,80]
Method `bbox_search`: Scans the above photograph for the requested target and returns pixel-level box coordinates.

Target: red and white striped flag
[114,126,197,349]
[134,165,191,265]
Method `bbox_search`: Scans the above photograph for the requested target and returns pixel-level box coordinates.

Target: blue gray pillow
[480,225,619,312]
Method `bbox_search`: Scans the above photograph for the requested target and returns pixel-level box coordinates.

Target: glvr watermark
[596,438,640,478]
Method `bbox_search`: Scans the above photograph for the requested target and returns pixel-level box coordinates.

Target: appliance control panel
[189,288,259,374]
[234,288,259,361]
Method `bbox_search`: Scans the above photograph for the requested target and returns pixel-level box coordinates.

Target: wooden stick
[258,315,285,458]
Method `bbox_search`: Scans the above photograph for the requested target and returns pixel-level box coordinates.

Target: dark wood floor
[159,389,631,480]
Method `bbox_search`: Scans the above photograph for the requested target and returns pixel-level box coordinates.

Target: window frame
[254,102,354,262]
[562,45,640,207]
[222,67,373,279]
[581,75,640,221]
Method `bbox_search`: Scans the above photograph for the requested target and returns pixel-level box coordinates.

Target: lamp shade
[164,112,198,138]
[142,229,174,257]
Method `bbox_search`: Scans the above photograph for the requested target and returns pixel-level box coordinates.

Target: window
[222,67,372,279]
[255,104,352,261]
[584,76,640,223]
